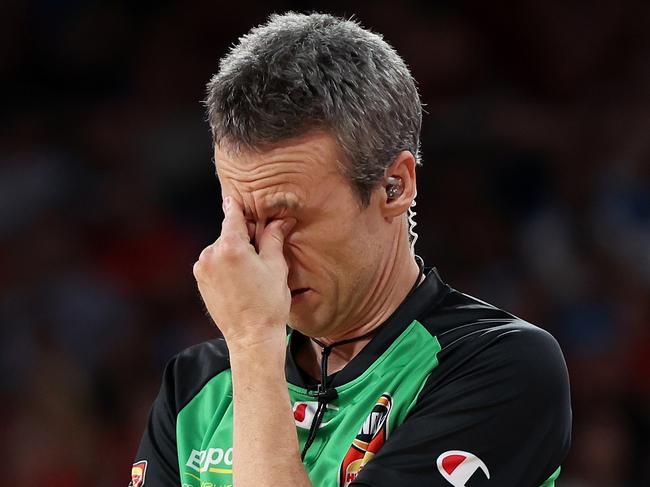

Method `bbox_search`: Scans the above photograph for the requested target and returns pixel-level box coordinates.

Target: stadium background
[1,0,649,485]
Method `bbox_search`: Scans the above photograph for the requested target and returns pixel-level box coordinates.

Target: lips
[290,287,310,297]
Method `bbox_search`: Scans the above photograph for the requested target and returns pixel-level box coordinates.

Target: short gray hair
[205,12,422,205]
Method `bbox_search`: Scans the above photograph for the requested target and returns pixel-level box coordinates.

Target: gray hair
[204,12,422,206]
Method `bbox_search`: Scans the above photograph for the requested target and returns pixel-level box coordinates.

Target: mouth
[290,288,311,300]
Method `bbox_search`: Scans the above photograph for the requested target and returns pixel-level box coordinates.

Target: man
[131,12,571,487]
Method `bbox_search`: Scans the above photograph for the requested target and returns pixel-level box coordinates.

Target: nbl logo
[338,393,392,487]
[129,460,147,487]
[436,450,490,486]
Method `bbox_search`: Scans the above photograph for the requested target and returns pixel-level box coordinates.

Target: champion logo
[436,450,490,486]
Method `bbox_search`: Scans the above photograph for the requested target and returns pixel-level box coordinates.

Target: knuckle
[198,245,214,261]
[194,244,217,279]
[199,244,214,260]
[216,236,245,258]
[192,260,203,279]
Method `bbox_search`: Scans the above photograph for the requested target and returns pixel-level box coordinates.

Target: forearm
[230,341,312,487]
[194,197,308,485]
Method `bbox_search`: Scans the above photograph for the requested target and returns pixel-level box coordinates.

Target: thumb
[259,218,296,261]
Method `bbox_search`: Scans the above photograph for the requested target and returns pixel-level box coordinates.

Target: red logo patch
[294,403,307,423]
[436,450,490,486]
[442,454,466,475]
[293,401,337,429]
[130,460,147,487]
[338,393,392,487]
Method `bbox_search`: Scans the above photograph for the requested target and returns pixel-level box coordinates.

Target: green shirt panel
[175,320,441,487]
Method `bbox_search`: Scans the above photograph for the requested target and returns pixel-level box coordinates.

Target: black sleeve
[129,357,180,486]
[351,324,572,487]
[129,338,231,487]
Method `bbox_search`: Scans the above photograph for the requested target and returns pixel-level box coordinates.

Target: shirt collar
[285,261,449,388]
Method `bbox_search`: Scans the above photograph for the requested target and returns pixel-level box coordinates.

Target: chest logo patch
[436,450,490,486]
[293,401,338,429]
[338,393,392,487]
[129,460,147,487]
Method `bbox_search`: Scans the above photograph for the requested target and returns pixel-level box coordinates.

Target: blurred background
[1,0,649,485]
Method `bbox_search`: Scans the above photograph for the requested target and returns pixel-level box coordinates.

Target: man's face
[214,131,390,338]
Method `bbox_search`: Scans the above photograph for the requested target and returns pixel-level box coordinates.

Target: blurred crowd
[1,0,648,485]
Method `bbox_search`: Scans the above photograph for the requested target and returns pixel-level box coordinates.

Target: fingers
[218,195,294,271]
[259,218,296,266]
[220,196,250,243]
[246,221,256,244]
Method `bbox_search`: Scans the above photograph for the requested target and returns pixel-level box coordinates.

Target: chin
[289,293,334,337]
[288,312,324,338]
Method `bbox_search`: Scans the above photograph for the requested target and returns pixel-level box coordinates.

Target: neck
[296,236,421,379]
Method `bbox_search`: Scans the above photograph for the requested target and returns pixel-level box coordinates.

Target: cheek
[285,201,379,270]
[298,220,370,272]
[283,224,341,275]
[296,219,351,252]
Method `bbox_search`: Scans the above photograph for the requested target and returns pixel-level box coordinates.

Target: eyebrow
[243,194,301,220]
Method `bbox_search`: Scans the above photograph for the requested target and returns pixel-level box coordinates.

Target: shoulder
[172,337,230,373]
[420,288,565,364]
[417,288,570,416]
[353,289,572,486]
[162,338,231,414]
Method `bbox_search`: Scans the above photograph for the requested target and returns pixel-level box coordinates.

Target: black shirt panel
[130,357,179,486]
[172,338,231,412]
[351,290,572,487]
[130,338,230,486]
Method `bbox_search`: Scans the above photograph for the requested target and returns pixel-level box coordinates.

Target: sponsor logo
[186,447,233,474]
[129,460,147,487]
[436,450,490,487]
[293,401,338,429]
[338,393,392,487]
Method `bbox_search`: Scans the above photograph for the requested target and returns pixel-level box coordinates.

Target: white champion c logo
[436,450,490,487]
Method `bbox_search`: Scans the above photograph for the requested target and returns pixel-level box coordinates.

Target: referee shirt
[130,266,571,486]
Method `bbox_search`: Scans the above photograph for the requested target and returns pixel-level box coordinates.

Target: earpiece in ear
[386,176,403,201]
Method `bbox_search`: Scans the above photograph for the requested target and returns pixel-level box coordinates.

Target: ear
[380,150,417,220]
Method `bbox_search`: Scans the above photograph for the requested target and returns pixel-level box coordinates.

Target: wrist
[227,333,287,366]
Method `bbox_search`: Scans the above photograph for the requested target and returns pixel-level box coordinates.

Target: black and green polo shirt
[130,267,571,486]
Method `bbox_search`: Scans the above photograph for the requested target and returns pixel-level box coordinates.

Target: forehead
[214,132,346,211]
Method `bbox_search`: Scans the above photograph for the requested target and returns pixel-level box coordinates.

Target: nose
[253,219,292,252]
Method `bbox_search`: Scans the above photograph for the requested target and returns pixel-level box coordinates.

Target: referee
[131,12,571,487]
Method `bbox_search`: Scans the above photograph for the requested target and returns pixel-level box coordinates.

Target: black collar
[285,263,449,389]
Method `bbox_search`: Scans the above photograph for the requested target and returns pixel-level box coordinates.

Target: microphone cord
[299,257,424,461]
[300,327,382,461]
